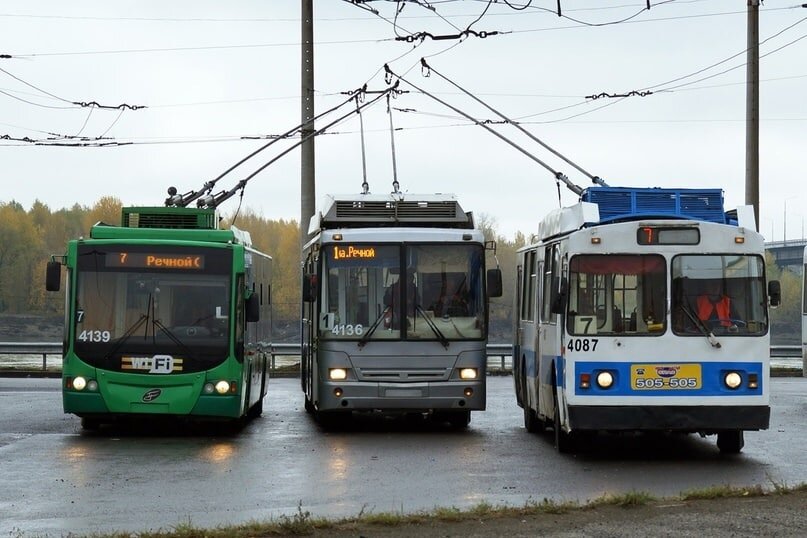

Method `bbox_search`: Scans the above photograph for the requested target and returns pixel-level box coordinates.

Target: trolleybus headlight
[72,376,87,391]
[596,371,614,389]
[203,383,215,395]
[86,379,98,392]
[724,372,742,390]
[329,368,348,381]
[215,380,231,395]
[459,368,478,380]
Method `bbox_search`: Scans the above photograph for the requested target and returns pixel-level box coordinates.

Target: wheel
[433,410,471,429]
[515,360,526,407]
[81,417,101,431]
[717,430,744,454]
[316,410,349,430]
[304,395,315,414]
[247,397,264,419]
[447,410,471,429]
[524,405,542,433]
[553,397,575,454]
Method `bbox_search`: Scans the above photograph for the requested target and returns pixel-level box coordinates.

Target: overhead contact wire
[209,87,365,188]
[383,64,583,195]
[420,58,605,187]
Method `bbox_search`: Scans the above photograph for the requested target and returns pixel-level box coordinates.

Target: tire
[433,410,471,429]
[515,359,525,407]
[524,405,542,433]
[247,397,264,419]
[81,417,101,431]
[553,396,575,454]
[317,410,349,430]
[304,395,315,414]
[447,410,471,429]
[717,430,744,454]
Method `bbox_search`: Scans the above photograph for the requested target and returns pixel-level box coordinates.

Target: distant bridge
[766,240,807,272]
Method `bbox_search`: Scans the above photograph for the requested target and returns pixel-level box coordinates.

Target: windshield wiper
[358,306,391,349]
[151,318,196,359]
[103,313,149,360]
[680,303,721,349]
[416,305,449,349]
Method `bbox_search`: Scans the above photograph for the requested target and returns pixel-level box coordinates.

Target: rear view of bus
[301,193,502,428]
[46,206,272,429]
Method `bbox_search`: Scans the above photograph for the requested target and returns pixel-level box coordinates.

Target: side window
[520,251,537,321]
[542,244,559,322]
[236,274,245,347]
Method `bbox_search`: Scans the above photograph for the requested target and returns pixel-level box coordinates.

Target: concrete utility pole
[745,0,760,230]
[301,0,316,253]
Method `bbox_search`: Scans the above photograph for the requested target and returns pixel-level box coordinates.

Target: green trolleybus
[46,206,272,429]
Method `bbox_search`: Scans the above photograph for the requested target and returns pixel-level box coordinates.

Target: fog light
[87,380,98,392]
[580,373,591,389]
[459,368,477,380]
[596,371,614,389]
[329,368,347,381]
[73,376,87,391]
[724,372,742,390]
[334,388,343,397]
[203,383,215,394]
[464,387,474,397]
[215,380,230,395]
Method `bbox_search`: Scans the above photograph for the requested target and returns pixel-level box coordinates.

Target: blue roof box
[581,187,726,224]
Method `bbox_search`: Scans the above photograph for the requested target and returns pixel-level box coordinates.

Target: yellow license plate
[631,364,702,390]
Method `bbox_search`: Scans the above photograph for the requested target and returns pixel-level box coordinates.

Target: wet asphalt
[1,375,806,537]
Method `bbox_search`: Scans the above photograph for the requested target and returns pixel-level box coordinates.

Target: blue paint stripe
[573,361,765,397]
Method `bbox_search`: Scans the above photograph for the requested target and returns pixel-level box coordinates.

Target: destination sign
[637,227,699,246]
[332,245,376,260]
[105,252,205,270]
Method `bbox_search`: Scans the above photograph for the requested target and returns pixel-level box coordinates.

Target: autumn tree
[84,196,123,232]
[0,202,44,313]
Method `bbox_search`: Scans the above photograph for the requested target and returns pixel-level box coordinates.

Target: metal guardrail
[0,342,801,372]
[0,342,63,371]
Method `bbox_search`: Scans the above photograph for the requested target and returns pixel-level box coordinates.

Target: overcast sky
[1,0,805,241]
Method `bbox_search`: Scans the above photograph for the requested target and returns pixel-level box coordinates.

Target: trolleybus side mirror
[246,293,260,322]
[487,268,503,298]
[768,280,781,308]
[550,277,568,315]
[45,260,61,292]
[302,274,317,302]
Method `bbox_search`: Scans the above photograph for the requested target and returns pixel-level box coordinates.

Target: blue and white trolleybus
[513,187,780,453]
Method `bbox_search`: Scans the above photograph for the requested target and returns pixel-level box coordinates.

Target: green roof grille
[121,207,218,230]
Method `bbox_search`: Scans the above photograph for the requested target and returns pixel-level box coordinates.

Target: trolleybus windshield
[73,244,232,373]
[671,254,768,336]
[567,254,666,336]
[320,243,485,342]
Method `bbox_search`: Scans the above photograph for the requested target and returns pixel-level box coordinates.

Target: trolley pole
[745,0,760,230]
[301,0,316,254]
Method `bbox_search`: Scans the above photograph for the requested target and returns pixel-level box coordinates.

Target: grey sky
[1,0,805,240]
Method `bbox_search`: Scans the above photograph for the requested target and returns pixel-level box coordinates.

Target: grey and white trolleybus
[301,193,502,427]
[513,187,780,453]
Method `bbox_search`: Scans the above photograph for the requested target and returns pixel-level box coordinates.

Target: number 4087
[567,338,598,352]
